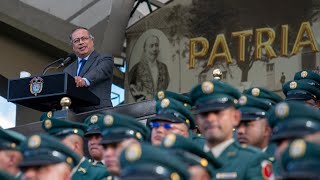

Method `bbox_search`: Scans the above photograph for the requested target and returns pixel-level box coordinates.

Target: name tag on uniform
[216,172,237,179]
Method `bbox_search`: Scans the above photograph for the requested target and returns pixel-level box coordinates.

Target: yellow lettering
[207,34,232,67]
[232,30,253,61]
[255,28,277,60]
[189,37,209,69]
[291,22,319,55]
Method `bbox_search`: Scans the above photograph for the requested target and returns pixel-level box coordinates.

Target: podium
[7,72,100,112]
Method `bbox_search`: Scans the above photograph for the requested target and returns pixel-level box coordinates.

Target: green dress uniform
[190,80,275,180]
[0,170,16,180]
[72,157,110,180]
[41,118,110,180]
[211,141,274,180]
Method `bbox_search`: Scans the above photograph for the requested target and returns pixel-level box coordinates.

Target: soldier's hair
[69,27,94,44]
[143,35,159,51]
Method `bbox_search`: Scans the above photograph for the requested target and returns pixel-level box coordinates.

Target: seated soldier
[161,133,222,180]
[19,134,80,180]
[190,80,275,180]
[98,113,149,178]
[155,91,206,146]
[147,98,199,146]
[119,142,190,180]
[84,114,106,165]
[41,117,109,180]
[0,128,25,179]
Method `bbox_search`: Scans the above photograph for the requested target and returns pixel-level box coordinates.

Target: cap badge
[239,96,247,105]
[157,91,165,100]
[47,111,52,118]
[125,143,142,162]
[301,71,308,78]
[201,81,214,94]
[66,157,73,165]
[200,158,208,167]
[161,98,170,108]
[289,81,297,89]
[136,132,142,139]
[289,139,306,159]
[171,172,180,180]
[164,133,176,147]
[44,119,52,129]
[28,135,41,149]
[104,115,114,126]
[251,88,260,96]
[90,115,98,124]
[275,103,289,119]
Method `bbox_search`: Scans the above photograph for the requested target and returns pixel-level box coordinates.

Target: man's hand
[75,76,86,87]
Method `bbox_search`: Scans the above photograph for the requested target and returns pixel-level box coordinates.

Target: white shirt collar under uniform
[204,138,235,158]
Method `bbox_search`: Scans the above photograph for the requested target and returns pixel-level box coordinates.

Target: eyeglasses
[149,122,173,129]
[72,36,91,44]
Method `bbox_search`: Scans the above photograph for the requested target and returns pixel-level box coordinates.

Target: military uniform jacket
[214,142,274,180]
[72,158,109,180]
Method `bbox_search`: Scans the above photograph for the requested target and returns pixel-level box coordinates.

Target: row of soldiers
[1,70,320,179]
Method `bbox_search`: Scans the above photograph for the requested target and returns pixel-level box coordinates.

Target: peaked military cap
[84,114,105,137]
[20,134,80,169]
[119,142,190,180]
[283,79,320,101]
[0,128,25,151]
[267,101,320,142]
[244,87,283,105]
[190,80,241,113]
[294,70,320,82]
[39,111,53,121]
[41,118,88,138]
[147,97,196,129]
[161,134,221,176]
[100,113,150,145]
[237,95,272,121]
[155,90,192,109]
[280,139,320,179]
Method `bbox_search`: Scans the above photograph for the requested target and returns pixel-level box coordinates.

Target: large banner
[125,0,320,103]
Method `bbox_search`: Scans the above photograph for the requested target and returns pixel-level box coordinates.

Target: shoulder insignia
[261,160,274,180]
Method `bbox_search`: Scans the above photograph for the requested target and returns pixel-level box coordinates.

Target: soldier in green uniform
[99,113,149,178]
[190,80,274,180]
[155,90,206,146]
[84,114,106,165]
[279,139,320,180]
[283,70,320,108]
[161,133,221,180]
[41,118,109,180]
[19,134,80,180]
[0,128,25,179]
[148,97,205,147]
[119,142,190,180]
[267,101,320,160]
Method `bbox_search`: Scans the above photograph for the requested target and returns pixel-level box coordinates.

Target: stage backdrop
[125,0,320,103]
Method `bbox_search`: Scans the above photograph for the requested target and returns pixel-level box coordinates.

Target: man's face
[0,150,10,171]
[87,134,104,161]
[144,36,159,61]
[102,139,138,176]
[23,163,70,180]
[236,119,269,149]
[71,29,94,58]
[196,107,240,145]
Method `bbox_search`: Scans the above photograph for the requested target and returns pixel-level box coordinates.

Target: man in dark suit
[64,27,114,112]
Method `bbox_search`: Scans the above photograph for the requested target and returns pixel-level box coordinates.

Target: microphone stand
[42,58,64,75]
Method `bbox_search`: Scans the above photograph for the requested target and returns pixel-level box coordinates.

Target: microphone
[42,53,76,75]
[59,53,77,67]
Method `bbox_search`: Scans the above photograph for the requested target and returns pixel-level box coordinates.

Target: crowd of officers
[1,70,320,180]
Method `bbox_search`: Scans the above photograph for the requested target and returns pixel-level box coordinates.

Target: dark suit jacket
[64,50,114,112]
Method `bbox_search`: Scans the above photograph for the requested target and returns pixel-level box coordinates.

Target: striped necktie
[77,59,86,76]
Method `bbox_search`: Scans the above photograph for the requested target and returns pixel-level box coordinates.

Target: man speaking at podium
[64,27,114,112]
